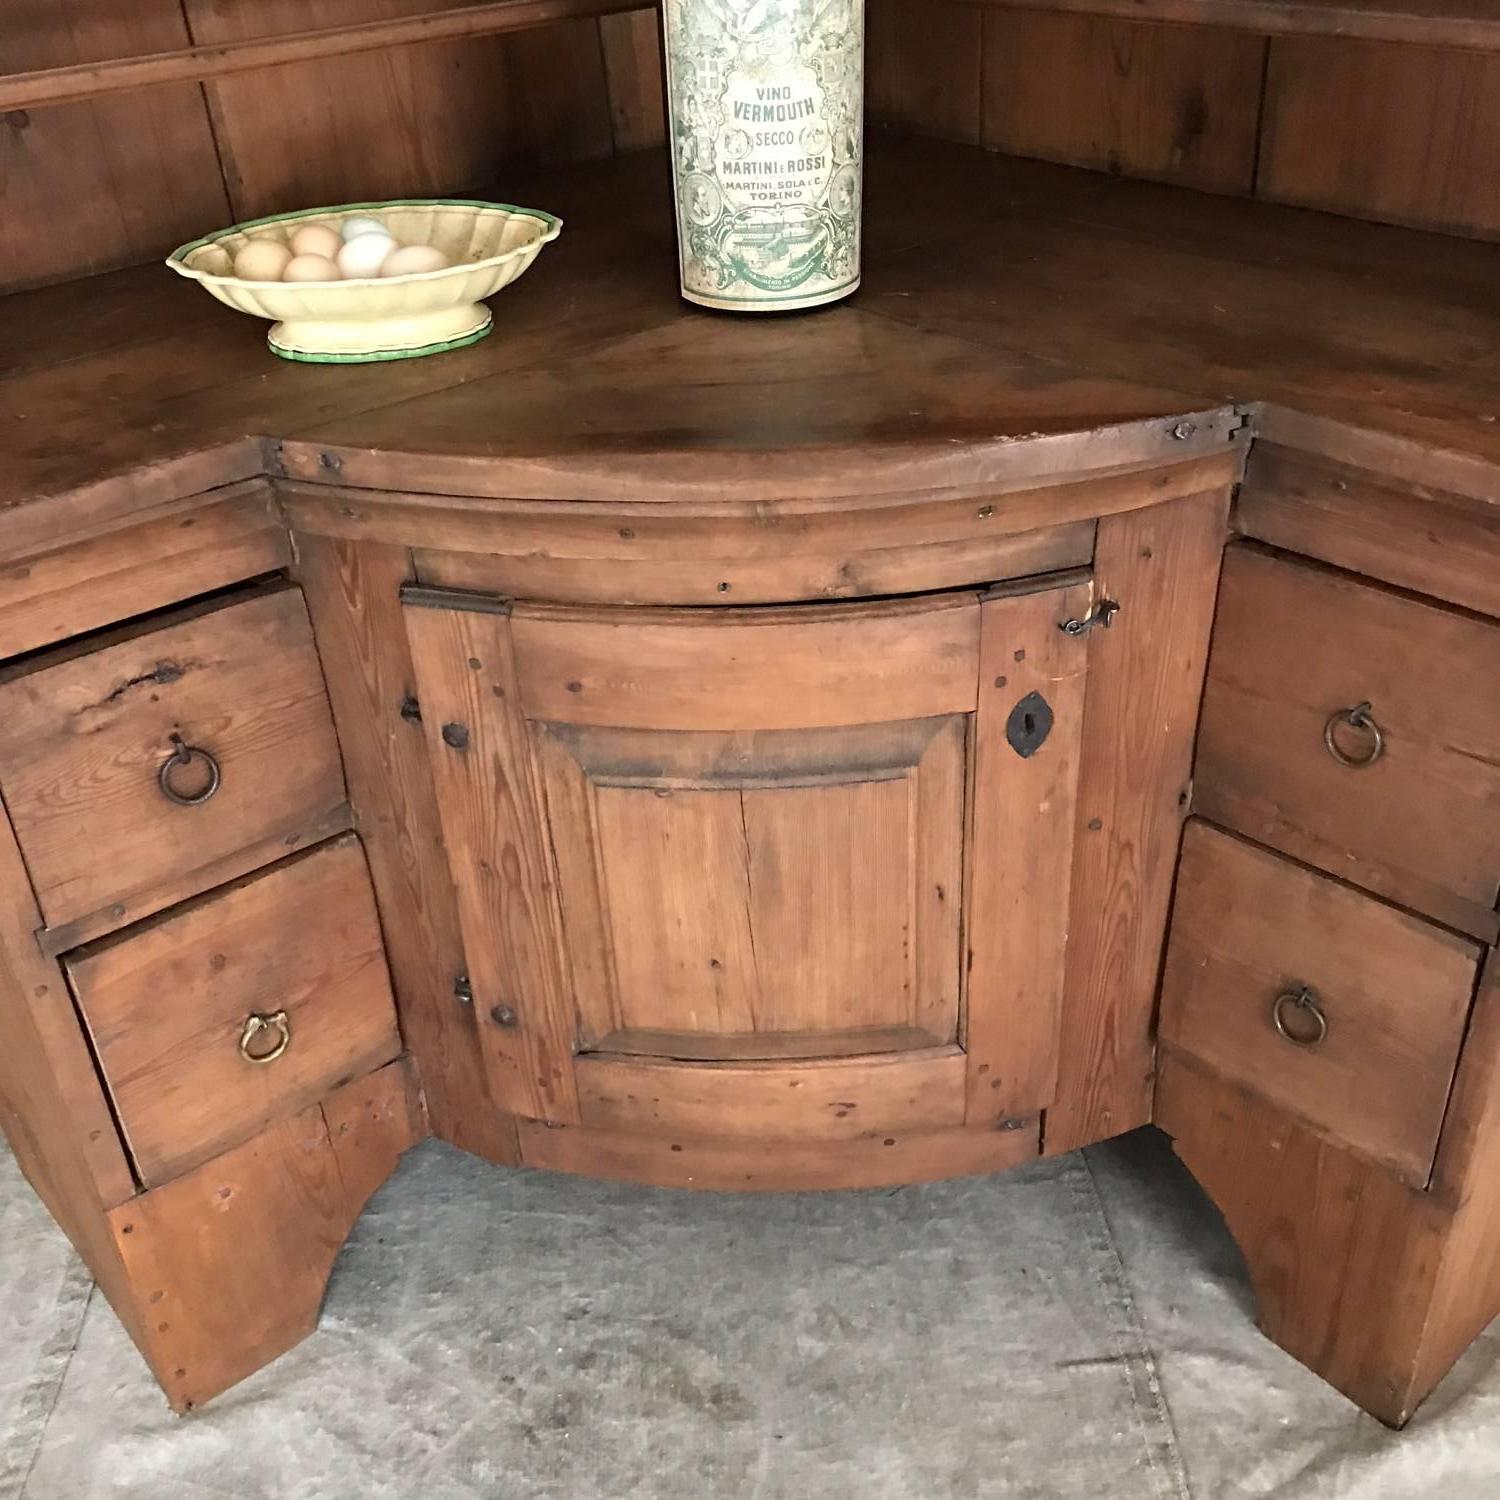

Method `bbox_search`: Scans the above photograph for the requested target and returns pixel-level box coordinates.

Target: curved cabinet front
[402,577,1093,1171]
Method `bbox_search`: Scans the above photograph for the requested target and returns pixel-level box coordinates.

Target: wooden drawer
[64,837,401,1186]
[1160,822,1482,1185]
[1195,546,1500,938]
[0,585,347,943]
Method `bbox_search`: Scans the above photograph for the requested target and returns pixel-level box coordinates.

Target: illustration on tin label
[664,0,864,308]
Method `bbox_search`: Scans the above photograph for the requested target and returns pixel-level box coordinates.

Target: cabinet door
[404,583,1090,1138]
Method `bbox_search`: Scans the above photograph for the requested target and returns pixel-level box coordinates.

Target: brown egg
[282,253,341,283]
[289,223,343,260]
[381,244,451,277]
[232,238,293,282]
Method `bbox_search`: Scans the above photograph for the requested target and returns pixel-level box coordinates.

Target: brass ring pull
[238,1010,291,1065]
[1271,985,1328,1048]
[1323,702,1384,769]
[158,733,221,806]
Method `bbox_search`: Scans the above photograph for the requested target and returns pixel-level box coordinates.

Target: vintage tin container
[662,0,864,313]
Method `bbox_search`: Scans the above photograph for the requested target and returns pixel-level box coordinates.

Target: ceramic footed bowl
[167,199,562,363]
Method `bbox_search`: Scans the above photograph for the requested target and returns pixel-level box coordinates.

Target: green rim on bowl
[267,315,494,364]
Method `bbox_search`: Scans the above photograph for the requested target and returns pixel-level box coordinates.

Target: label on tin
[664,0,864,311]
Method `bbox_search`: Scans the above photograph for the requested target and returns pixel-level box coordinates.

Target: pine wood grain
[518,1114,1040,1191]
[908,0,1500,52]
[294,534,521,1165]
[403,600,582,1124]
[866,0,982,144]
[576,1048,967,1141]
[965,576,1091,1122]
[510,595,981,731]
[184,0,613,221]
[1161,823,1481,1185]
[413,520,1098,607]
[1195,545,1500,930]
[1156,1049,1450,1428]
[2,0,644,113]
[1418,952,1500,1399]
[1259,35,1500,239]
[107,1056,424,1413]
[66,838,402,1186]
[0,585,346,931]
[1237,444,1500,620]
[535,715,966,1052]
[284,450,1231,583]
[1045,489,1230,1154]
[980,12,1267,193]
[0,1,229,291]
[600,8,665,152]
[0,777,138,1221]
[0,481,288,661]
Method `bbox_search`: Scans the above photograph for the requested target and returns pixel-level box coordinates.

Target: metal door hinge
[1060,599,1121,637]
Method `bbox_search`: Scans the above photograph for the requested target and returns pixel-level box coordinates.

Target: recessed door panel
[535,715,966,1057]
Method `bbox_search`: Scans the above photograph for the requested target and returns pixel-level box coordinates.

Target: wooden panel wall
[868,0,1500,240]
[1,4,665,292]
[1,2,232,290]
[7,3,1497,292]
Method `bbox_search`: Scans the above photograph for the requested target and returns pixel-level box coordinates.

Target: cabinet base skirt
[512,1117,1041,1192]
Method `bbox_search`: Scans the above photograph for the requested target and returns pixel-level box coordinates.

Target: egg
[380,244,450,277]
[232,238,293,281]
[282,253,341,282]
[337,231,396,279]
[340,214,388,242]
[289,223,343,260]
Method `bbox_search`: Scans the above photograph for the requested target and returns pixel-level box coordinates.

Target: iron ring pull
[1323,702,1384,769]
[1271,984,1328,1048]
[157,733,221,806]
[239,1010,292,1066]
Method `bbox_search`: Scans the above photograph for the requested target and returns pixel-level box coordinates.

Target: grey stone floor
[2,1128,1497,1499]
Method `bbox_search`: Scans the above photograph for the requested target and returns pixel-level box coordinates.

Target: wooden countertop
[4,135,1499,559]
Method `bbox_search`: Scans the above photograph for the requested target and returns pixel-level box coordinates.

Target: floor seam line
[5,1270,96,1500]
[1079,1146,1195,1500]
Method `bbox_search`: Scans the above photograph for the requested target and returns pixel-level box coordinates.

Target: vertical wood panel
[601,8,666,152]
[981,12,1266,193]
[867,0,982,144]
[185,1,613,219]
[295,536,520,1166]
[965,577,1090,1124]
[1258,36,1500,239]
[404,603,582,1125]
[1045,488,1229,1156]
[0,2,230,290]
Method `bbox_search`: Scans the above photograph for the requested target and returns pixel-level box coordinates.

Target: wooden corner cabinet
[1,132,1498,1431]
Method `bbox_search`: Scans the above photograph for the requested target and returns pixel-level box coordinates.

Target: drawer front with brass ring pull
[1160,821,1483,1186]
[62,837,400,1187]
[1195,544,1500,938]
[0,583,347,940]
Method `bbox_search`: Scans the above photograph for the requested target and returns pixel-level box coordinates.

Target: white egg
[340,214,388,242]
[232,238,293,281]
[289,223,343,260]
[337,232,396,279]
[283,253,341,282]
[380,244,450,277]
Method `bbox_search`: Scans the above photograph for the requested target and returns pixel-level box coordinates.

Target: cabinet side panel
[1045,487,1229,1155]
[296,536,518,1165]
[1419,952,1500,1401]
